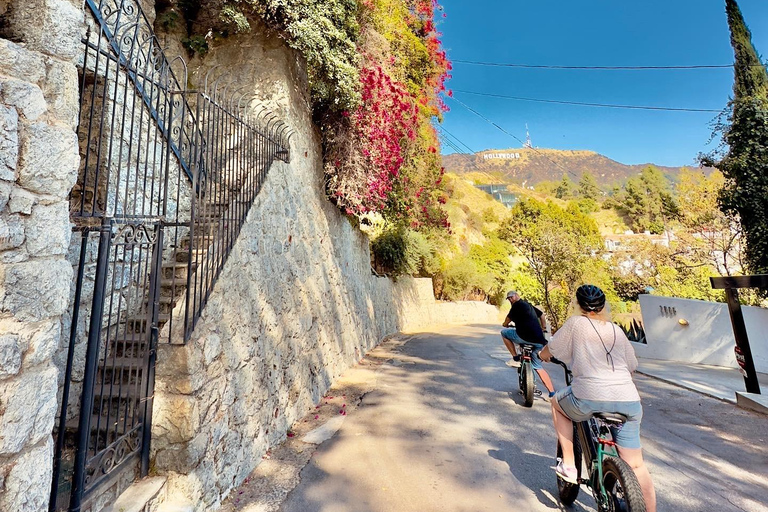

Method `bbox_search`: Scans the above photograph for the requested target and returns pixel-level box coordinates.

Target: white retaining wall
[637,294,768,373]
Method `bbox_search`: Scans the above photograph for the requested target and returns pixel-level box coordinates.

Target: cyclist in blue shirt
[501,290,556,399]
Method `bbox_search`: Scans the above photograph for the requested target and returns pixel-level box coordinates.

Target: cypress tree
[716,0,768,272]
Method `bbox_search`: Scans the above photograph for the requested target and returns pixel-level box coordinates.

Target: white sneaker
[506,357,521,368]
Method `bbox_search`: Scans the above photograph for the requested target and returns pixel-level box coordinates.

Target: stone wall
[0,0,84,510]
[150,23,497,511]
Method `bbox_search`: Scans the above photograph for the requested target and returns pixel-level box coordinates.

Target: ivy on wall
[158,0,451,232]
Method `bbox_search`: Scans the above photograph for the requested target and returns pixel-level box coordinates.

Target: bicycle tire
[556,435,582,505]
[601,456,646,512]
[522,362,534,407]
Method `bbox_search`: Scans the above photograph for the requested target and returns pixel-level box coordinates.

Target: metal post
[70,221,112,512]
[724,288,761,394]
[141,225,163,475]
[49,230,89,511]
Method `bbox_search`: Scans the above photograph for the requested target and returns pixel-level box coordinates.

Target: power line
[452,89,723,113]
[446,95,580,180]
[451,59,739,70]
[436,124,475,153]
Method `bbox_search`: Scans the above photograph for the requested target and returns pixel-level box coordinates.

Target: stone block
[0,40,46,85]
[153,432,207,473]
[5,0,84,62]
[18,122,79,198]
[24,201,71,256]
[43,59,79,128]
[1,258,72,322]
[152,394,199,444]
[0,105,19,182]
[0,334,22,379]
[0,79,47,121]
[0,181,10,212]
[0,214,25,251]
[8,187,35,215]
[0,366,57,455]
[23,320,60,367]
[0,437,53,512]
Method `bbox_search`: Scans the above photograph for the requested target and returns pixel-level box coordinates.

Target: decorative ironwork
[53,0,292,511]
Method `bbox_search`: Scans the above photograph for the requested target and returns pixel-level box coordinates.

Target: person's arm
[540,344,553,362]
[621,327,639,372]
[534,306,548,333]
[545,317,575,364]
[502,315,512,328]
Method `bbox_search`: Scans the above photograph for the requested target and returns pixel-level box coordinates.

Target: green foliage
[555,174,575,199]
[674,169,743,275]
[498,199,604,328]
[615,166,677,234]
[726,0,768,98]
[371,227,409,275]
[482,207,500,223]
[573,197,598,215]
[468,236,513,304]
[182,35,209,55]
[707,1,768,273]
[577,171,601,200]
[252,0,362,113]
[371,226,446,277]
[439,256,492,301]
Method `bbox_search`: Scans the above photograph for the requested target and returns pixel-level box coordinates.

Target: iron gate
[50,0,292,510]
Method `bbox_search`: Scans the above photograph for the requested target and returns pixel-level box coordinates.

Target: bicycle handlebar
[549,357,573,385]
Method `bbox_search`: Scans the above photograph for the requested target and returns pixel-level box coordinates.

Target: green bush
[440,256,492,301]
[371,228,409,276]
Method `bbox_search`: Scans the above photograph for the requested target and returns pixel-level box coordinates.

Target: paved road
[279,324,768,512]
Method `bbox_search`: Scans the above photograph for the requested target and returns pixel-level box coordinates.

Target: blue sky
[437,0,768,166]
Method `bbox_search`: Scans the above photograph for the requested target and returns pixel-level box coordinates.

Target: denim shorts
[555,386,643,449]
[500,327,545,370]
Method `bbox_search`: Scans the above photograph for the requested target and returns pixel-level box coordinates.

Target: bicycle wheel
[601,456,646,512]
[521,362,534,407]
[555,435,582,505]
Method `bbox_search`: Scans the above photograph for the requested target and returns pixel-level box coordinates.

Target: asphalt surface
[232,324,768,512]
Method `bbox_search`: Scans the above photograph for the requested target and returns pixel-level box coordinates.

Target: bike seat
[593,412,628,424]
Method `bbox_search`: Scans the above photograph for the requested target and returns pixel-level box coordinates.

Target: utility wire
[452,89,723,113]
[436,124,475,153]
[451,59,740,70]
[446,95,580,179]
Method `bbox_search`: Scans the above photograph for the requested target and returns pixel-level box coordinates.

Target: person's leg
[617,447,657,512]
[500,328,520,358]
[530,344,555,394]
[551,393,575,466]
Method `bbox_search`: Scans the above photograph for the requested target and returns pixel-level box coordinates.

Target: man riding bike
[500,290,556,399]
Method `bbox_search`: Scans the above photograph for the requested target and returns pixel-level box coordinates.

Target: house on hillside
[475,184,517,208]
[604,230,671,253]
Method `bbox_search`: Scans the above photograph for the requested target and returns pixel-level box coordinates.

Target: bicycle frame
[553,358,622,507]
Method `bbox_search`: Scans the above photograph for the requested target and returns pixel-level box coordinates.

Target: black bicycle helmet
[576,284,606,312]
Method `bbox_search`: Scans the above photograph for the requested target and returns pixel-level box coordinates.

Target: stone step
[161,261,198,280]
[104,476,167,512]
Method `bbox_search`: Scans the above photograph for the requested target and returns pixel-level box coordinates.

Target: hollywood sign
[483,153,521,160]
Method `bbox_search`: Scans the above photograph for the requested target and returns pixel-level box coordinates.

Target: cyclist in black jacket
[501,290,556,399]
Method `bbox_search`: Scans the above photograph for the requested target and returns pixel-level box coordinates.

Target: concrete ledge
[736,392,768,415]
[104,476,166,512]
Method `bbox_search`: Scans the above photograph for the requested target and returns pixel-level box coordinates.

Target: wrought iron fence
[52,0,292,510]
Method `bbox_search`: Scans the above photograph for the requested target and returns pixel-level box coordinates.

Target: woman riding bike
[540,284,657,512]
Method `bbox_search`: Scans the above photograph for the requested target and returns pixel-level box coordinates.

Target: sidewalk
[637,358,768,414]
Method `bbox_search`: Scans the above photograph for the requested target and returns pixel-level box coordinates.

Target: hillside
[442,148,704,186]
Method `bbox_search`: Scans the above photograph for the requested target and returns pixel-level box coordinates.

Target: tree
[675,169,743,275]
[555,174,575,199]
[706,0,768,273]
[498,199,604,328]
[578,171,601,200]
[616,166,676,234]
